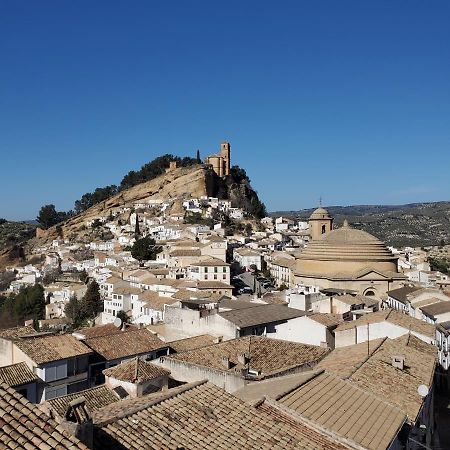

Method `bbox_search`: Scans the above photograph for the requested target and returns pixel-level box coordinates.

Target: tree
[196,149,201,163]
[82,281,102,318]
[36,204,67,229]
[135,214,141,238]
[116,310,129,324]
[131,236,162,265]
[65,294,84,327]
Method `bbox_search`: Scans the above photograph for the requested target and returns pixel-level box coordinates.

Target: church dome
[296,220,398,278]
[309,207,332,220]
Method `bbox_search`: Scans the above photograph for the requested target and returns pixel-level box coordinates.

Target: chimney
[238,353,249,365]
[221,356,231,369]
[60,397,93,448]
[392,355,405,370]
[213,336,223,344]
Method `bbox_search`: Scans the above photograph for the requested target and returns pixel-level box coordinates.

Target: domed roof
[298,220,396,263]
[321,219,380,245]
[309,207,332,220]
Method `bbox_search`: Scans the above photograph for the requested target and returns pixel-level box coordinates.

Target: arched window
[365,290,375,296]
[321,224,326,234]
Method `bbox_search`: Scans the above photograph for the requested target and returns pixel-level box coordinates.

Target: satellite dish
[113,318,123,328]
[418,384,429,398]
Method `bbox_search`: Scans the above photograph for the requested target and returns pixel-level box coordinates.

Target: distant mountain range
[271,201,450,248]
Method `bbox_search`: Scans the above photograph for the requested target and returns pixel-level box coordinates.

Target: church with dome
[294,207,405,297]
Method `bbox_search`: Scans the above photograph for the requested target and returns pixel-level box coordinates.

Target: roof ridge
[344,337,388,379]
[273,370,324,401]
[94,379,208,426]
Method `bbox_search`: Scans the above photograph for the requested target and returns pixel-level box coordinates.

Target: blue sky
[1,1,449,220]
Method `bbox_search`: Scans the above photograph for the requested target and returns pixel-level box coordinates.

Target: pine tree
[196,149,201,163]
[135,214,140,238]
[82,281,102,319]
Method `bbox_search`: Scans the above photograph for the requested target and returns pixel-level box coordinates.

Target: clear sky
[1,1,449,220]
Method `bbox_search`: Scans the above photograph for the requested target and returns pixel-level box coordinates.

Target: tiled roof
[168,334,217,353]
[74,323,135,339]
[14,334,93,365]
[169,249,201,257]
[256,400,349,450]
[219,304,305,328]
[277,372,406,450]
[420,300,450,317]
[0,362,39,387]
[308,313,344,328]
[317,338,386,378]
[387,286,421,304]
[195,280,233,289]
[0,325,36,340]
[349,334,437,423]
[193,257,230,267]
[103,358,170,382]
[335,309,436,338]
[46,385,119,418]
[166,335,328,376]
[0,382,87,449]
[94,381,349,449]
[86,328,167,361]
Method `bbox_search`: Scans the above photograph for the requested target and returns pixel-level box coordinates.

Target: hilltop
[24,163,264,249]
[272,201,450,248]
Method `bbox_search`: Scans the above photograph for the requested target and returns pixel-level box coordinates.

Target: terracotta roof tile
[14,334,93,365]
[0,362,39,387]
[0,382,87,449]
[277,372,406,450]
[94,381,351,449]
[166,335,328,377]
[103,358,170,382]
[86,329,167,361]
[45,385,119,419]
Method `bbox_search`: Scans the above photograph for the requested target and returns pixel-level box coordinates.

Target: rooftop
[0,382,87,449]
[46,385,119,419]
[166,335,328,377]
[0,362,39,387]
[14,333,93,365]
[168,334,217,353]
[94,380,346,449]
[335,309,436,339]
[219,304,305,328]
[103,358,170,383]
[277,371,406,450]
[85,328,168,361]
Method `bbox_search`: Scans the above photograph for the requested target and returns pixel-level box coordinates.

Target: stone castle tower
[205,141,230,177]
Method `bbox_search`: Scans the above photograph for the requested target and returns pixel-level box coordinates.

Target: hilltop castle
[205,141,230,177]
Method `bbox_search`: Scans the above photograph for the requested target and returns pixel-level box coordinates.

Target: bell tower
[308,205,333,240]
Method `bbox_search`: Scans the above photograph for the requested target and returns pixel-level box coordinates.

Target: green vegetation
[428,257,450,274]
[116,310,129,324]
[184,212,213,227]
[131,236,162,265]
[65,281,102,327]
[0,285,45,329]
[36,204,71,229]
[0,221,36,253]
[72,154,198,215]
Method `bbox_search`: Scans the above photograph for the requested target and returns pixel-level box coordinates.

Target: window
[44,361,67,382]
[45,385,67,400]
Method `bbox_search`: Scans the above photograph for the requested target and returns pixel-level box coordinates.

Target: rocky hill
[272,202,450,248]
[27,164,264,247]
